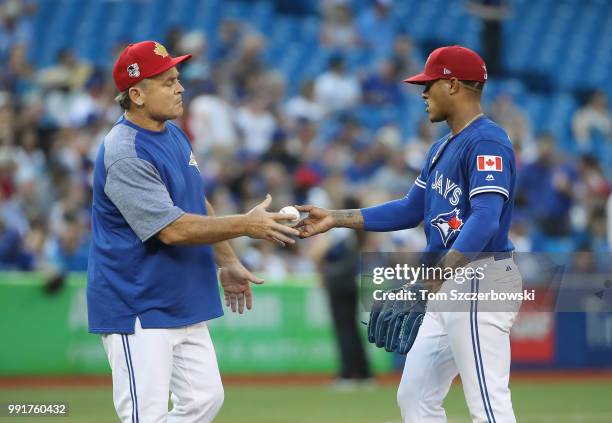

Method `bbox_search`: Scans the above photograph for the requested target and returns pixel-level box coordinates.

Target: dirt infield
[2,370,612,389]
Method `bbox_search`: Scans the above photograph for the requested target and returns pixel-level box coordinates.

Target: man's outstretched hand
[294,205,336,238]
[244,194,300,246]
[219,262,264,313]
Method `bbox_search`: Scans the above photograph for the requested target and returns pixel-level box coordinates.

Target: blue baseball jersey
[87,115,223,334]
[414,116,515,253]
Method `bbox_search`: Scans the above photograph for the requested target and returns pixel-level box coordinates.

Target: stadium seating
[26,0,611,162]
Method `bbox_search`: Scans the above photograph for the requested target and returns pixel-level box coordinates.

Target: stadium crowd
[0,0,610,279]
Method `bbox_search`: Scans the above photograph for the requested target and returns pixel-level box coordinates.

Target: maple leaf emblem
[448,215,462,230]
[153,42,168,58]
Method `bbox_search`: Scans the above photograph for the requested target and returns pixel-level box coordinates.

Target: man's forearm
[207,200,240,267]
[158,213,247,246]
[419,249,470,293]
[331,209,364,230]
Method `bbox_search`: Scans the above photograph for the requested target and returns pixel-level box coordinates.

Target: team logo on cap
[431,208,463,247]
[483,65,488,80]
[154,42,169,58]
[127,63,140,78]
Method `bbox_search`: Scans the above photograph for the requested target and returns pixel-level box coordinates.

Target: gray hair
[115,80,147,110]
[114,91,131,110]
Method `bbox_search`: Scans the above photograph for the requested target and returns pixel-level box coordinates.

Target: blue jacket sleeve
[361,184,425,231]
[451,192,504,254]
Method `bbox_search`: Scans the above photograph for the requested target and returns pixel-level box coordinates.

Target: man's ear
[128,85,145,107]
[448,78,460,95]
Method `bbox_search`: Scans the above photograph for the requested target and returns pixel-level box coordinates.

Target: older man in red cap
[297,45,520,423]
[88,41,299,423]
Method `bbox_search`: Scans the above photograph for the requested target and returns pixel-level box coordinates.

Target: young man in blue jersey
[88,41,300,423]
[297,46,521,423]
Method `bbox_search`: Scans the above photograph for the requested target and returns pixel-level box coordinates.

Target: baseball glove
[367,283,427,355]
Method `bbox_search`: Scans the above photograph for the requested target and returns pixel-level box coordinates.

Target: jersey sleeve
[415,171,427,189]
[465,140,514,201]
[104,157,185,242]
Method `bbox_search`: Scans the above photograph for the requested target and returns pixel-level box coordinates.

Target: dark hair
[460,80,484,92]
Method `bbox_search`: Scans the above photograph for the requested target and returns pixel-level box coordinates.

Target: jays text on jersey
[87,116,223,334]
[415,116,515,253]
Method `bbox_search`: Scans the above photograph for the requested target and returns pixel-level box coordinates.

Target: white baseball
[279,206,301,227]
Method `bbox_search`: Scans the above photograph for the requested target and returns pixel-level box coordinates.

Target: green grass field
[1,380,610,423]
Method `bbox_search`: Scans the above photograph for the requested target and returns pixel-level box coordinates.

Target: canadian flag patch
[477,155,503,172]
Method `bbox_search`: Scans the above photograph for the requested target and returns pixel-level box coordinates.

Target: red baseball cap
[404,45,487,85]
[112,40,192,91]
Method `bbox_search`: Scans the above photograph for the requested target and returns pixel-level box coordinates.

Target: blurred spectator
[572,155,611,249]
[405,118,436,175]
[345,141,381,184]
[258,70,286,113]
[0,214,31,269]
[66,70,108,128]
[0,147,16,198]
[284,80,324,124]
[0,0,35,61]
[572,90,611,154]
[1,44,33,94]
[226,31,268,100]
[241,241,289,283]
[0,92,16,145]
[37,49,91,92]
[356,0,396,59]
[177,31,210,86]
[188,82,238,159]
[43,212,90,273]
[308,196,372,386]
[164,26,184,54]
[314,54,361,115]
[320,3,359,49]
[321,116,366,173]
[508,216,532,252]
[392,33,422,78]
[260,161,294,208]
[235,94,277,156]
[576,155,610,210]
[291,116,322,155]
[14,127,45,182]
[585,207,608,253]
[467,0,511,76]
[489,93,534,161]
[370,126,413,195]
[262,129,300,174]
[211,19,243,64]
[361,57,405,106]
[516,133,578,241]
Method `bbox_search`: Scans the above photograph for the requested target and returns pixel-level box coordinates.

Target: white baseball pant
[101,317,224,423]
[397,256,522,423]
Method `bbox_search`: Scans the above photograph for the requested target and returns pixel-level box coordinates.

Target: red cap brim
[170,54,192,68]
[146,54,193,79]
[403,73,438,85]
